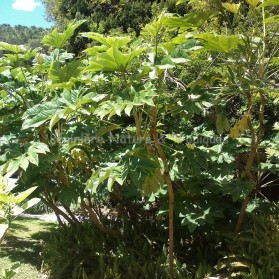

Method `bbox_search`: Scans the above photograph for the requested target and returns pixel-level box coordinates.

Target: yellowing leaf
[266,148,279,156]
[165,134,184,143]
[246,0,260,7]
[222,3,241,14]
[229,114,251,139]
[142,169,164,195]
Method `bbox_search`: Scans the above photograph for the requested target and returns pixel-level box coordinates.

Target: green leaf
[22,99,64,129]
[195,33,243,53]
[49,60,82,84]
[95,124,121,137]
[11,186,37,204]
[264,15,279,24]
[0,42,26,54]
[163,11,218,31]
[86,164,126,193]
[42,20,86,49]
[82,32,131,48]
[141,14,165,37]
[127,147,162,195]
[124,102,134,116]
[85,46,145,72]
[216,111,230,135]
[176,0,199,4]
[49,110,65,130]
[0,194,8,204]
[0,224,8,244]
[180,207,214,233]
[18,155,29,171]
[258,0,279,8]
[220,180,252,202]
[11,198,40,216]
[29,142,50,154]
[4,160,20,176]
[26,152,39,166]
[83,45,108,56]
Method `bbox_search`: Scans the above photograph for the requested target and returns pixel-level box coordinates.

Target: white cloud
[12,0,42,12]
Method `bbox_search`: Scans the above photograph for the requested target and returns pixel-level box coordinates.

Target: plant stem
[150,107,174,276]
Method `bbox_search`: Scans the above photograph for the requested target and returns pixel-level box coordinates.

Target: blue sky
[0,0,54,28]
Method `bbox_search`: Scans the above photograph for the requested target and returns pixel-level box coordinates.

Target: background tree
[42,0,190,53]
[0,24,49,49]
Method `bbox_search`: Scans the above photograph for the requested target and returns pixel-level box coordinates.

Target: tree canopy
[0,0,279,278]
[0,24,49,50]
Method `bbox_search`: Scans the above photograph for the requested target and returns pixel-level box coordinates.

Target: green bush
[42,220,191,279]
[216,214,279,279]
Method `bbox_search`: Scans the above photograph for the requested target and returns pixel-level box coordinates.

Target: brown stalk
[234,92,265,234]
[80,200,117,236]
[149,107,175,276]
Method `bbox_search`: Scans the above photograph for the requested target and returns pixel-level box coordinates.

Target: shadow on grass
[0,218,57,269]
[0,235,43,268]
[8,222,28,232]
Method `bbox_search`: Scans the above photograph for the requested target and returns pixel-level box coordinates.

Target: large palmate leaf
[22,88,104,130]
[0,42,26,54]
[48,60,82,84]
[94,83,157,119]
[85,46,145,72]
[142,169,164,196]
[163,11,218,31]
[220,180,253,202]
[48,90,105,130]
[179,197,224,233]
[195,33,243,53]
[22,99,64,129]
[42,20,86,49]
[87,146,164,195]
[0,142,49,177]
[81,32,131,48]
[258,0,279,8]
[86,163,127,193]
[127,147,164,195]
[141,13,165,37]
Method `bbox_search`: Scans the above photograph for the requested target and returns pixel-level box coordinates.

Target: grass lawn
[0,217,57,279]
